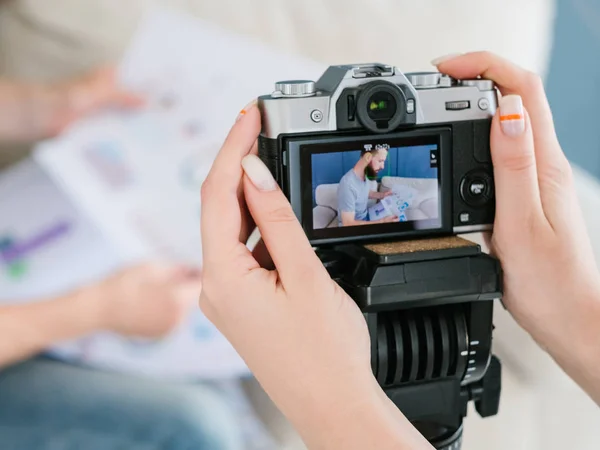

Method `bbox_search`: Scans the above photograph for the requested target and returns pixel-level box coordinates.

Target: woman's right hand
[435,52,600,403]
[90,262,202,338]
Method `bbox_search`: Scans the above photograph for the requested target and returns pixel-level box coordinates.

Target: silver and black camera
[258,64,504,449]
[258,63,498,246]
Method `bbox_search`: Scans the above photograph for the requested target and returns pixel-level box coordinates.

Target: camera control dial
[460,79,495,91]
[406,72,456,89]
[273,80,316,97]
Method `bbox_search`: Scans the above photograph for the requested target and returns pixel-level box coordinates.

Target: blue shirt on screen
[337,169,370,226]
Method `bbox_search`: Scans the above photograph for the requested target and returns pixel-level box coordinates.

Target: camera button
[459,212,471,224]
[310,109,323,123]
[478,98,490,110]
[460,172,493,208]
[470,181,486,196]
[446,101,470,111]
[407,99,415,114]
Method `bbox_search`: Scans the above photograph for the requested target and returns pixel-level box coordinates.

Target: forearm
[341,214,380,227]
[343,219,372,226]
[0,288,104,368]
[521,279,600,404]
[346,219,391,226]
[0,79,67,142]
[292,377,432,450]
[552,283,600,404]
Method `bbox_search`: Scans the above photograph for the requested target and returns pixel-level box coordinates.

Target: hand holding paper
[95,261,202,338]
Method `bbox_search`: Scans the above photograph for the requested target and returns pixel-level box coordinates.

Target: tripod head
[317,236,503,450]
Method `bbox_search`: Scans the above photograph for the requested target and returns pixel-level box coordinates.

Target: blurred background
[1,1,600,449]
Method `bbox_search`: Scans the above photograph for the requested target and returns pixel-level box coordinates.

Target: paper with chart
[0,8,326,379]
[0,159,122,302]
[0,158,252,380]
[35,7,325,266]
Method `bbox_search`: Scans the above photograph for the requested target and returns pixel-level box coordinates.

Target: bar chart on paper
[0,221,71,281]
[0,160,122,301]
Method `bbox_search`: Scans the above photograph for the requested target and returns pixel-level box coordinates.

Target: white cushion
[418,197,439,218]
[381,176,438,193]
[312,205,336,230]
[314,183,339,211]
[405,209,428,221]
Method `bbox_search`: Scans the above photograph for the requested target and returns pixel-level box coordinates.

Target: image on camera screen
[310,143,440,231]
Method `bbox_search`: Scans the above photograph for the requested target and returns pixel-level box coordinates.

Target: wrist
[66,282,111,333]
[293,375,430,450]
[519,272,600,402]
[566,277,600,364]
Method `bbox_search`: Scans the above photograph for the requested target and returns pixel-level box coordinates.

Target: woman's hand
[435,51,600,403]
[199,106,432,450]
[92,261,202,339]
[0,66,143,142]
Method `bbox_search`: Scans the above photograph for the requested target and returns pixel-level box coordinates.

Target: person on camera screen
[337,146,396,227]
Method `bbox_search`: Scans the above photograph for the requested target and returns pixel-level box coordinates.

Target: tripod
[317,236,503,450]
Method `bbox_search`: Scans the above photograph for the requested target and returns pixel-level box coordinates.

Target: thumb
[241,154,328,292]
[491,94,544,224]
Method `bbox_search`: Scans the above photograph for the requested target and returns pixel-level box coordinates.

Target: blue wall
[311,145,437,205]
[545,1,600,180]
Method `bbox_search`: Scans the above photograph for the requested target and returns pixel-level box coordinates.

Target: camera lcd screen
[295,132,449,244]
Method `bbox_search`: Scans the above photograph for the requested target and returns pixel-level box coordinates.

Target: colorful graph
[83,141,134,190]
[0,221,71,281]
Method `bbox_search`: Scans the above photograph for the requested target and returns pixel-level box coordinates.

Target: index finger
[200,103,261,265]
[434,51,559,151]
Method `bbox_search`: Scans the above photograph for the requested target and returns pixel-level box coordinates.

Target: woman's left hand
[199,104,432,450]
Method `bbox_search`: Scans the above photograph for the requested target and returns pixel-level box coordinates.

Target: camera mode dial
[273,80,316,97]
[406,72,456,89]
[459,79,495,91]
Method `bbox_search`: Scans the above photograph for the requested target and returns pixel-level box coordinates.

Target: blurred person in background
[0,68,242,450]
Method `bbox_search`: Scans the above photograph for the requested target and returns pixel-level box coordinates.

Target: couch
[5,2,600,450]
[313,183,344,229]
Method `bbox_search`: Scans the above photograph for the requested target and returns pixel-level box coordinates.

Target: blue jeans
[0,357,244,450]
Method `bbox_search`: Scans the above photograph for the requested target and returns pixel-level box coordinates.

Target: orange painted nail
[236,99,257,122]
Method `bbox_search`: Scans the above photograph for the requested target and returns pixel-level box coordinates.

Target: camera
[257,63,502,450]
[258,63,497,246]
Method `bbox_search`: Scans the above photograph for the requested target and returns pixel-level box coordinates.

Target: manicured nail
[431,53,463,66]
[499,95,525,137]
[241,154,278,191]
[236,99,257,122]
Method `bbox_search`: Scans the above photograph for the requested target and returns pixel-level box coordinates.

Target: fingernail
[499,94,525,137]
[431,53,463,66]
[236,99,257,122]
[241,154,278,191]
